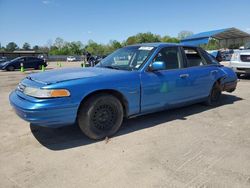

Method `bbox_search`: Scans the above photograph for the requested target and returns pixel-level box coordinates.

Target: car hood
[0,61,9,65]
[27,67,126,85]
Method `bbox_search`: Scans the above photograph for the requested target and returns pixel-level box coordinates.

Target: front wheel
[78,94,123,140]
[205,82,222,106]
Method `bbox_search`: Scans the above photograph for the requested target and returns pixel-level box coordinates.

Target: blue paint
[9,43,237,128]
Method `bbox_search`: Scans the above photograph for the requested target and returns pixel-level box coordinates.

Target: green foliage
[1,32,182,55]
[33,45,39,51]
[178,31,193,40]
[161,35,180,43]
[49,40,84,55]
[125,32,161,45]
[6,42,18,51]
[201,38,220,50]
[22,42,31,50]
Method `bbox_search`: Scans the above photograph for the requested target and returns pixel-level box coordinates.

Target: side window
[18,58,25,62]
[152,47,183,70]
[200,49,219,65]
[208,54,220,64]
[27,57,36,61]
[183,47,207,67]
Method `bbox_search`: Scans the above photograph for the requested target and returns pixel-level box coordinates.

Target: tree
[22,42,31,50]
[125,32,161,45]
[84,40,105,56]
[54,37,64,49]
[69,41,83,55]
[161,35,180,43]
[178,30,193,40]
[33,45,39,51]
[201,38,219,50]
[6,42,18,51]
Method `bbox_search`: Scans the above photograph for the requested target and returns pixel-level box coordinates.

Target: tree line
[1,31,206,56]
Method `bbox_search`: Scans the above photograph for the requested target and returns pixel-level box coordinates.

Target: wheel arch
[215,76,227,91]
[77,89,129,118]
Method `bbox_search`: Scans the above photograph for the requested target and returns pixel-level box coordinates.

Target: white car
[230,50,250,77]
[67,56,76,62]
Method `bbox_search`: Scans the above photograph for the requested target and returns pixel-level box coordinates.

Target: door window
[183,47,207,67]
[151,47,183,70]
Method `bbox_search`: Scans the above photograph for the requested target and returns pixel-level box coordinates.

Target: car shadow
[30,94,243,150]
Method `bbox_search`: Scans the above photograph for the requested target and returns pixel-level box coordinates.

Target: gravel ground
[0,63,250,188]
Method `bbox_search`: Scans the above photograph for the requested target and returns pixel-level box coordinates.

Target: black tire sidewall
[7,66,15,71]
[206,82,222,106]
[78,94,123,140]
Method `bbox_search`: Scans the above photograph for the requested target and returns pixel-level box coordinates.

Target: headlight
[22,87,70,98]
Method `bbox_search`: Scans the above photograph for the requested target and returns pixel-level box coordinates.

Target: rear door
[26,57,39,68]
[180,46,218,99]
[16,57,26,69]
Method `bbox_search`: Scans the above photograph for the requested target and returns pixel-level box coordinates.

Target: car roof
[128,42,197,48]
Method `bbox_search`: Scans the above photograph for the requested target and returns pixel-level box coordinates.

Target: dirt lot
[1,63,250,188]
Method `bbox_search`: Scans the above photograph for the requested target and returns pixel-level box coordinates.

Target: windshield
[96,46,155,70]
[10,57,22,62]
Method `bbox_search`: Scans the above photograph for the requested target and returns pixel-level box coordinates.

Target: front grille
[240,55,250,62]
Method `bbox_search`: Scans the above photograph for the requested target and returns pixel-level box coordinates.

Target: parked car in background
[230,50,250,77]
[67,56,77,62]
[208,50,234,62]
[0,56,7,63]
[0,56,47,71]
[10,43,237,140]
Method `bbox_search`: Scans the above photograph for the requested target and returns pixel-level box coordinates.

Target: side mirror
[150,61,166,71]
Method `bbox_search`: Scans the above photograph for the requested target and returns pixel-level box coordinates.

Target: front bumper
[231,62,250,74]
[233,67,250,74]
[222,80,237,93]
[9,91,78,128]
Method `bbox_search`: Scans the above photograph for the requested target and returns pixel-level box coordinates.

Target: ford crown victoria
[9,43,237,139]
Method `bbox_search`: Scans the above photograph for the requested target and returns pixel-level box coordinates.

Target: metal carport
[181,27,250,48]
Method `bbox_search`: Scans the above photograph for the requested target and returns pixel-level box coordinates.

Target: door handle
[211,70,218,74]
[179,74,189,78]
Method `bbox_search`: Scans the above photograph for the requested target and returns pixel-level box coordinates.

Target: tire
[35,64,42,70]
[6,66,15,71]
[205,82,222,106]
[77,94,123,140]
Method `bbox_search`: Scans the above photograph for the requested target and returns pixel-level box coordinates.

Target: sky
[1,0,250,47]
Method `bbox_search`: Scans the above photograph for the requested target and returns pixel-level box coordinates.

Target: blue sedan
[9,43,237,139]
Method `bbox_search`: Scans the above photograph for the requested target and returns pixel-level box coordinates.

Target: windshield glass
[96,46,155,70]
[10,57,22,62]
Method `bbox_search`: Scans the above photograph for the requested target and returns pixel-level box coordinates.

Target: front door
[140,46,191,113]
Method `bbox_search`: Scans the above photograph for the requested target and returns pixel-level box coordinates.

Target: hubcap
[91,104,116,131]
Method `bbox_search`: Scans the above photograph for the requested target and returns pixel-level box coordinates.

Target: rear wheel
[78,94,123,140]
[35,64,42,70]
[6,66,15,71]
[205,82,222,106]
